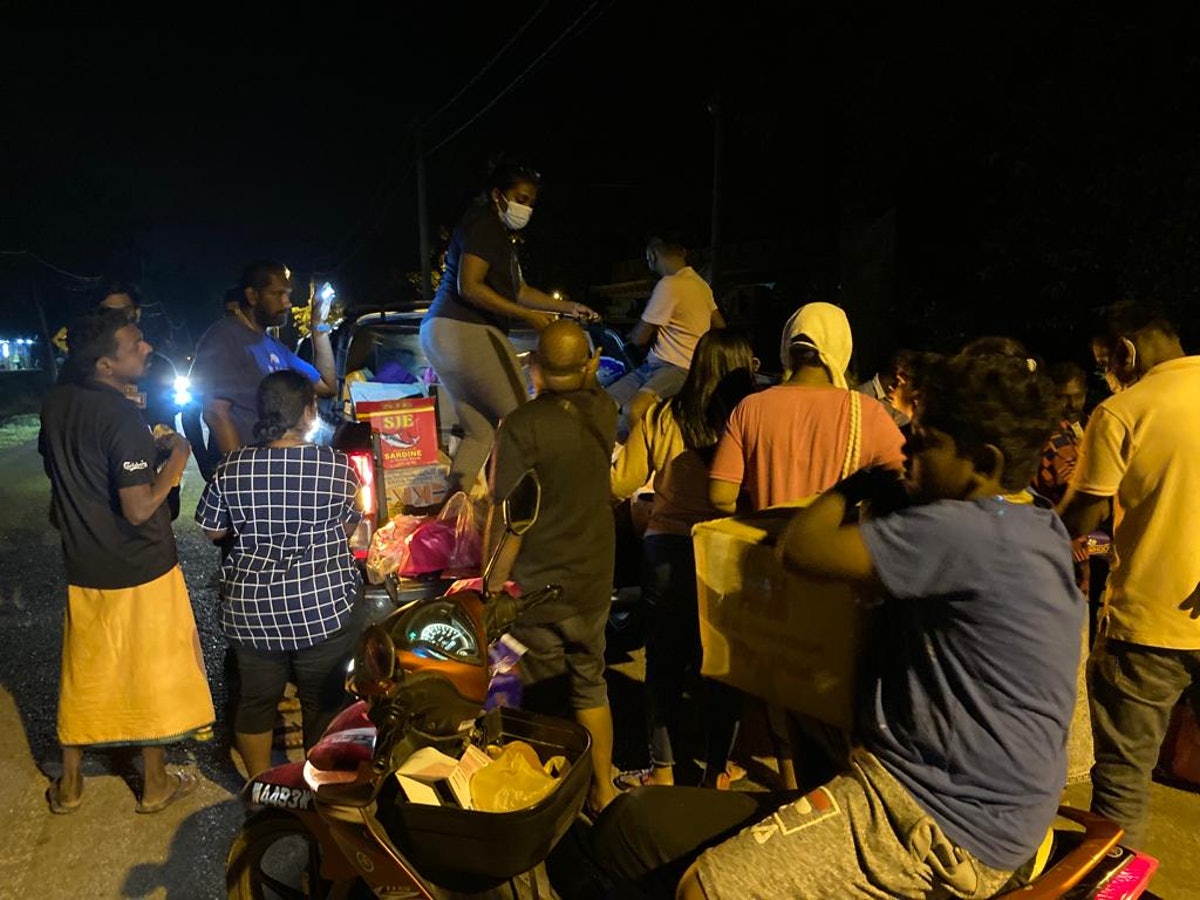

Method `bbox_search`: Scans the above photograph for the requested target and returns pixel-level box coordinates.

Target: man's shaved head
[534,320,595,392]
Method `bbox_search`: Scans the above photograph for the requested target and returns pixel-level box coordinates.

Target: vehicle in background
[307,304,631,620]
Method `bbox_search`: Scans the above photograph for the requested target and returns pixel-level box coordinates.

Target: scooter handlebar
[483,586,562,643]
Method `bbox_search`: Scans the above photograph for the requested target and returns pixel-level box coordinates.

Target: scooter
[225,470,591,899]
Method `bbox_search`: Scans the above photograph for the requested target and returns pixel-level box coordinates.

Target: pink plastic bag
[400,519,457,576]
[365,515,427,584]
[438,491,484,577]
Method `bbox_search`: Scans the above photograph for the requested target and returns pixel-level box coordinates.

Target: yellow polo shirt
[1072,356,1200,649]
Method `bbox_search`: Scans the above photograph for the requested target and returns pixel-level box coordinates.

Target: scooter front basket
[375,705,592,893]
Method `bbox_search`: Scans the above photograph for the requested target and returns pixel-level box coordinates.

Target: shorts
[510,606,610,711]
[606,359,688,410]
[232,609,361,748]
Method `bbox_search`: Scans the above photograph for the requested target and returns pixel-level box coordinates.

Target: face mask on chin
[1103,338,1139,394]
[498,196,533,230]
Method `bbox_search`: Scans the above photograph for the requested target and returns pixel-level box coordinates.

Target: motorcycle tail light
[346,449,377,560]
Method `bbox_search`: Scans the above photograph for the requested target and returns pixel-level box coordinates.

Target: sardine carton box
[692,504,877,731]
[383,462,450,517]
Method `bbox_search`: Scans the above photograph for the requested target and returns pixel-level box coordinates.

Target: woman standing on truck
[419,160,599,497]
[196,370,364,778]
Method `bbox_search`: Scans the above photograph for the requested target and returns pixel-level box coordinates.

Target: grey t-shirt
[190,315,321,450]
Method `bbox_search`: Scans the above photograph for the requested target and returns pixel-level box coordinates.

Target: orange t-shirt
[711,384,906,510]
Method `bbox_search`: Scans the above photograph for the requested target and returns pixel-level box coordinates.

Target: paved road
[0,425,1197,898]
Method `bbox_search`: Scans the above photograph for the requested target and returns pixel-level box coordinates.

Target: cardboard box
[383,463,451,517]
[355,394,440,469]
[692,507,875,731]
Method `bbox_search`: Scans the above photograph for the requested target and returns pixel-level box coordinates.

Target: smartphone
[314,282,336,322]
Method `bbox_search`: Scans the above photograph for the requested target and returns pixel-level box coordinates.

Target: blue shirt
[190,315,321,450]
[195,445,362,651]
[859,497,1083,871]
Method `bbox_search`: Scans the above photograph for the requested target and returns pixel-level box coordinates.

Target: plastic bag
[470,740,568,812]
[437,490,484,577]
[365,515,427,584]
[401,519,457,576]
[485,634,527,711]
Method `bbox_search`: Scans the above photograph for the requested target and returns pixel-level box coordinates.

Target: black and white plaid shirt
[196,444,363,651]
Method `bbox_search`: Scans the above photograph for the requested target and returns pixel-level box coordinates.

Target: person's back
[645,265,716,371]
[496,387,616,619]
[208,443,360,627]
[1078,356,1200,641]
[712,384,904,509]
[40,379,177,587]
[711,302,904,513]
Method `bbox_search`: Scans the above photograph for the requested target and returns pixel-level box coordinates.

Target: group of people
[423,169,1198,898]
[39,262,365,814]
[35,153,1199,900]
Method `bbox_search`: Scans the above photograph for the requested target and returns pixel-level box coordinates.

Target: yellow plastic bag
[470,741,569,812]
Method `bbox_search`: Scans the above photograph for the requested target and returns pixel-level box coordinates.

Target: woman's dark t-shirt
[426,202,519,333]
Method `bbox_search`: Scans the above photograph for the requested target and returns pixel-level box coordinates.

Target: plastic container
[375,706,593,893]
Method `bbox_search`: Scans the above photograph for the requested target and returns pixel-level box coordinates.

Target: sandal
[274,723,304,750]
[46,779,83,815]
[613,768,656,791]
[135,771,198,814]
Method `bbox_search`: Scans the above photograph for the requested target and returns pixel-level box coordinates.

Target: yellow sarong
[58,565,215,747]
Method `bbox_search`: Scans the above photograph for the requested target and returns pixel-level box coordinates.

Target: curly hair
[918,352,1061,491]
[66,308,132,380]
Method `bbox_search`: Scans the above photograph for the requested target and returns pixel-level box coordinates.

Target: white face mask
[1104,338,1138,394]
[499,197,533,230]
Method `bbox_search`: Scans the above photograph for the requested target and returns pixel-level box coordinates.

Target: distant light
[173,375,191,393]
[1,344,9,359]
[552,291,562,300]
[174,389,193,406]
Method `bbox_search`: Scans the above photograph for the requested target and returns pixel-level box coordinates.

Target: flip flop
[46,779,83,815]
[135,771,198,814]
[613,768,656,791]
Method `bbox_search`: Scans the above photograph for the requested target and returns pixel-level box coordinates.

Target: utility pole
[415,124,433,305]
[708,88,725,293]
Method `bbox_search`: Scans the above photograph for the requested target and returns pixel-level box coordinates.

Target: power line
[0,250,102,283]
[426,0,615,157]
[322,2,551,271]
[324,0,617,272]
[421,0,552,130]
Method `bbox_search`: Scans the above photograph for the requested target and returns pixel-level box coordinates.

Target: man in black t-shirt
[485,319,619,814]
[39,309,214,815]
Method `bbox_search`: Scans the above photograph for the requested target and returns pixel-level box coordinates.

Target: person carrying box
[589,351,1084,900]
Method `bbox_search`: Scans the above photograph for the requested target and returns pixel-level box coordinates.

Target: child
[589,352,1084,899]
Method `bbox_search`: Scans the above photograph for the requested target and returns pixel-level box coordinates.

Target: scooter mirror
[351,623,397,698]
[502,469,541,536]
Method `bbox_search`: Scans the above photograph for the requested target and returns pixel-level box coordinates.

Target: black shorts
[510,606,609,711]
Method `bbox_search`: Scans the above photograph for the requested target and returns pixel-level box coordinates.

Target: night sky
[3,5,1198,370]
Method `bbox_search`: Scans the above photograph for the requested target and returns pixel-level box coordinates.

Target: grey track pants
[419,316,528,495]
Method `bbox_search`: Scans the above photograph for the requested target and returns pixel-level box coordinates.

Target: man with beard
[190,260,337,457]
[39,309,215,814]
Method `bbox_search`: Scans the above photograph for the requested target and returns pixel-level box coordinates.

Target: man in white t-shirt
[607,234,723,438]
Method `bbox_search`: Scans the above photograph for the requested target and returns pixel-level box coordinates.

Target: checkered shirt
[1032,420,1079,507]
[196,444,364,651]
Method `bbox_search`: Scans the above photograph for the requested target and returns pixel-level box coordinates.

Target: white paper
[395,747,460,783]
[447,745,492,810]
[396,774,442,806]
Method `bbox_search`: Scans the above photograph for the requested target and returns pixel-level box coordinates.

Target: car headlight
[173,375,192,407]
